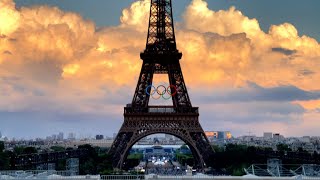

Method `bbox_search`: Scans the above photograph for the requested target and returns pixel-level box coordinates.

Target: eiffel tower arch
[108,0,214,170]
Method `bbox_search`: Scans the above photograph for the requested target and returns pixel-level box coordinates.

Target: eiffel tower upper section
[141,0,180,58]
[128,0,195,114]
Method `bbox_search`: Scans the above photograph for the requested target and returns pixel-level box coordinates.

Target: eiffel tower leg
[168,62,192,108]
[108,117,137,169]
[189,132,214,168]
[132,62,154,107]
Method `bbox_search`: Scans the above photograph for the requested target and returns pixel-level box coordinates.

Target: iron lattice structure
[245,162,320,177]
[108,0,214,170]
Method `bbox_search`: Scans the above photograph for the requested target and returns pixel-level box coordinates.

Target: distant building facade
[68,133,76,140]
[264,132,273,139]
[57,132,64,141]
[205,131,232,141]
[96,135,104,140]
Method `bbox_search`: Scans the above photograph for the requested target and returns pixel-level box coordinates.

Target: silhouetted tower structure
[109,0,214,169]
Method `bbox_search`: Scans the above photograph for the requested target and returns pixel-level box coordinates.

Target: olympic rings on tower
[146,84,177,100]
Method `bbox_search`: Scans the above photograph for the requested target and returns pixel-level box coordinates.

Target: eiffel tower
[109,0,214,170]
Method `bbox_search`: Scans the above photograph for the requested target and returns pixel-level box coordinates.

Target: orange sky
[1,0,320,137]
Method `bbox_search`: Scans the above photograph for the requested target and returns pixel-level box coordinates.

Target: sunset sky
[1,0,320,139]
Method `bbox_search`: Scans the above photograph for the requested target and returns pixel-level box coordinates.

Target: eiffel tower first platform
[108,0,214,170]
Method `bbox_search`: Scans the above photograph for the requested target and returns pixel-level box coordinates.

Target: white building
[263,132,273,139]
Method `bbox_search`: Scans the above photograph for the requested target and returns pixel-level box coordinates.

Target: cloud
[271,47,297,56]
[198,82,320,103]
[181,0,320,90]
[1,0,320,137]
[183,1,261,38]
[298,69,314,76]
[120,0,150,31]
[0,0,20,36]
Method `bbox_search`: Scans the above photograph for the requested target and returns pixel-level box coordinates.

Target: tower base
[109,107,214,170]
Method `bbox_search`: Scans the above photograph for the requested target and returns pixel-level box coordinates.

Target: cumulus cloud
[0,0,20,36]
[183,0,261,38]
[1,0,320,136]
[182,0,320,90]
[120,0,150,31]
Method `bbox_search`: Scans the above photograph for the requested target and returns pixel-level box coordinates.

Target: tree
[0,151,10,170]
[175,153,194,166]
[0,142,10,170]
[0,141,4,152]
[212,145,223,153]
[78,144,98,175]
[297,147,307,153]
[276,144,291,152]
[23,147,37,154]
[14,146,24,155]
[50,146,65,152]
[125,153,143,169]
[97,154,113,175]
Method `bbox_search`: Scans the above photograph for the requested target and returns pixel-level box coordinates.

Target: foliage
[97,154,113,175]
[1,142,319,176]
[276,144,291,152]
[127,153,143,160]
[176,153,194,166]
[211,144,320,176]
[50,146,66,152]
[13,146,37,155]
[0,150,10,170]
[77,144,114,175]
[0,141,4,152]
[78,144,99,174]
[213,144,268,175]
[123,153,143,170]
[174,144,194,166]
[56,159,66,171]
[0,141,8,169]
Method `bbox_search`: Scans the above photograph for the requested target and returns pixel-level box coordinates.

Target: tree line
[1,141,320,176]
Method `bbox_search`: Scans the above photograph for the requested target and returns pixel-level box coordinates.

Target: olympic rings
[146,84,177,100]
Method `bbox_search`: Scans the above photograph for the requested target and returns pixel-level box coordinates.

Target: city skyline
[1,0,320,138]
[0,129,314,141]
